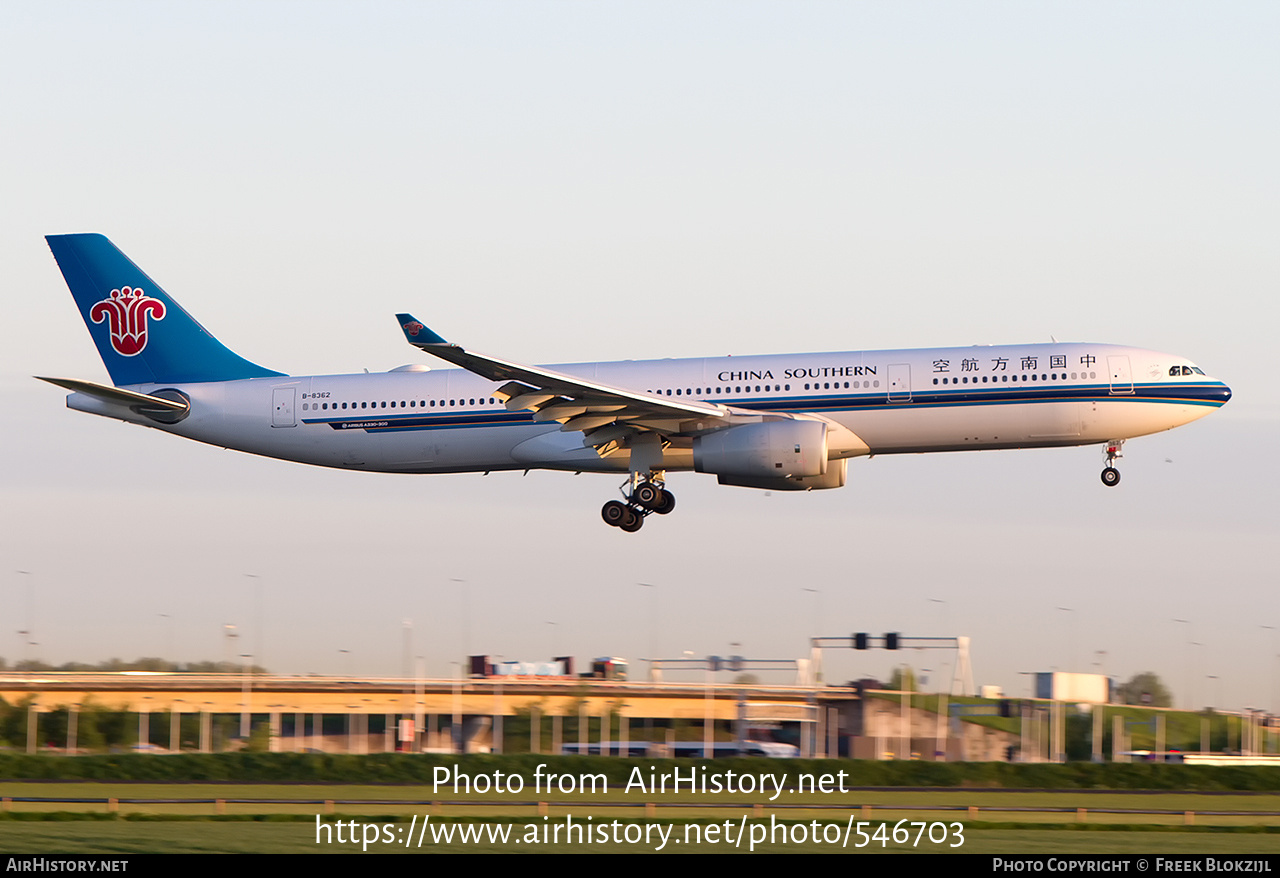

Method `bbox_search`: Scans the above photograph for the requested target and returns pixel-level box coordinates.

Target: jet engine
[715,458,848,491]
[693,419,828,480]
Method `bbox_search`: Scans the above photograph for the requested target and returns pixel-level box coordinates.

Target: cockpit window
[1169,366,1181,376]
[1169,365,1202,377]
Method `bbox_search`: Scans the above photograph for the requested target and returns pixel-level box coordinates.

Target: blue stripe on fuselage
[299,381,1229,433]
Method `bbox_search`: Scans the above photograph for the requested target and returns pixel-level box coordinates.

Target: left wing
[395,313,730,452]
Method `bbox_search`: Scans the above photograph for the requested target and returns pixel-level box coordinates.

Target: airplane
[41,233,1232,532]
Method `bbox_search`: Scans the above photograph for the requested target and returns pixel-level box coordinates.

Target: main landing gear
[601,473,675,532]
[1100,440,1124,487]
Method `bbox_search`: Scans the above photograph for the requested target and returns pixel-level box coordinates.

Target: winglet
[395,313,449,346]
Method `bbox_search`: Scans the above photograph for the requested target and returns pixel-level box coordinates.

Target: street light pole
[451,579,469,664]
[638,583,655,663]
[16,570,33,669]
[1261,625,1277,716]
[223,625,238,672]
[1173,619,1192,709]
[1056,607,1076,672]
[240,653,253,739]
[245,574,262,672]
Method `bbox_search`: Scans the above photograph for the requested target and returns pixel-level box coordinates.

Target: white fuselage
[67,341,1231,475]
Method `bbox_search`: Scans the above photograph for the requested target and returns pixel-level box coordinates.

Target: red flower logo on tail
[89,287,166,357]
[402,321,424,337]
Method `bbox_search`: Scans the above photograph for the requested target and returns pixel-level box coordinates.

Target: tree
[888,666,918,692]
[76,696,107,751]
[244,721,272,752]
[1116,671,1172,707]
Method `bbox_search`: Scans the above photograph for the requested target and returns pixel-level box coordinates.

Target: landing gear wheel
[601,500,630,526]
[619,509,644,532]
[1101,467,1120,487]
[652,489,676,515]
[634,482,663,509]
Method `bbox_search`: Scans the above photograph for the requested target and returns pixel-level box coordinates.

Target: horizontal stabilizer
[35,376,189,412]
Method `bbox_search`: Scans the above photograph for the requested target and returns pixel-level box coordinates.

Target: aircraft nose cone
[1219,383,1232,404]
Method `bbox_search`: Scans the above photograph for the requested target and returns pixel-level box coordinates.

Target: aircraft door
[272,387,297,427]
[888,363,911,402]
[1107,356,1134,395]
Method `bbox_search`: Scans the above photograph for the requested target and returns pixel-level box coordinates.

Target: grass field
[2,782,1278,854]
[3,819,1280,854]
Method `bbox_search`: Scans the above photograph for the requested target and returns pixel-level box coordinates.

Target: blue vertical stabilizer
[46,233,283,386]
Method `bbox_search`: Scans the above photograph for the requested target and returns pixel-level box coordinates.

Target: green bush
[0,752,1276,790]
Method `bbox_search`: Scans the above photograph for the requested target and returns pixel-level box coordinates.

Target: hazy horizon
[2,2,1275,713]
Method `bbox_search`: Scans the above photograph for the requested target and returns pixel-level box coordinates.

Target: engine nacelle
[694,419,828,479]
[716,458,848,491]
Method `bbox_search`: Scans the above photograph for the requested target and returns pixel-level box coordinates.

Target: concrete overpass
[0,672,832,755]
[1,672,1018,760]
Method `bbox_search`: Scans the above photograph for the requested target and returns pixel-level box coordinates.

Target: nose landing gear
[1100,440,1124,487]
[601,472,675,532]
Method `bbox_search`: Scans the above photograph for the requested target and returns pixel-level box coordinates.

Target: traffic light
[854,632,869,650]
[885,632,900,650]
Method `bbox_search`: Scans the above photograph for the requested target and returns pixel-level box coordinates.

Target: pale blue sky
[2,2,1276,709]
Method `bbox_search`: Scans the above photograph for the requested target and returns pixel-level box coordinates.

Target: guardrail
[3,796,1276,824]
